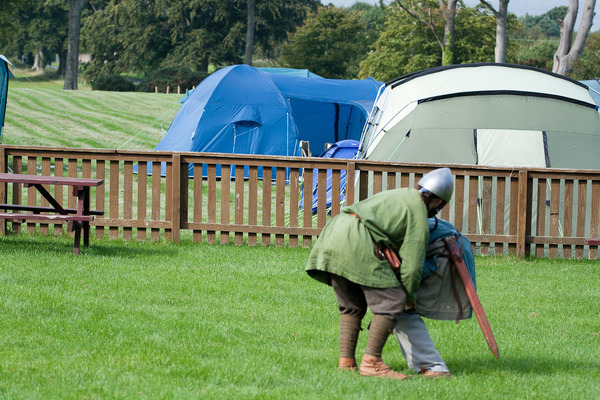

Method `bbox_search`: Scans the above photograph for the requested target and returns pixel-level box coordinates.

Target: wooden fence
[1,145,600,259]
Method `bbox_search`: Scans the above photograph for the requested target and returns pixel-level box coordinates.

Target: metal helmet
[418,168,453,203]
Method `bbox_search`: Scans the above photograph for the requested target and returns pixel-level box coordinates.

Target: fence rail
[1,145,600,259]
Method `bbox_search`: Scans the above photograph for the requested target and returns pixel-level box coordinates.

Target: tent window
[474,129,549,168]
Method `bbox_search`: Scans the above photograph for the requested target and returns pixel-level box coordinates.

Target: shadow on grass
[0,234,178,259]
[448,355,600,375]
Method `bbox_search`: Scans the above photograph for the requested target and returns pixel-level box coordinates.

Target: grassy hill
[2,72,182,150]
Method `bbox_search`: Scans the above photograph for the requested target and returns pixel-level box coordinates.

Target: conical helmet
[418,168,453,203]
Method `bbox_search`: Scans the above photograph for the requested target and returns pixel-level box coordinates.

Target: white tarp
[476,129,548,168]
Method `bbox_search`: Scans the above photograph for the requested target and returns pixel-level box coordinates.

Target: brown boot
[339,357,358,370]
[420,368,451,379]
[359,355,410,380]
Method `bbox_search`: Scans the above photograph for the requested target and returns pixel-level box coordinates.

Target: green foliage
[252,0,320,57]
[136,66,209,93]
[520,6,567,39]
[359,4,441,81]
[82,0,173,80]
[509,39,557,71]
[359,2,503,81]
[452,5,497,64]
[508,6,569,72]
[0,233,599,398]
[91,74,135,92]
[570,31,600,79]
[1,0,68,71]
[81,0,315,83]
[278,5,369,79]
[350,1,387,49]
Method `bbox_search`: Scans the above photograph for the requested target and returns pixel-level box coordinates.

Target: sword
[443,236,500,359]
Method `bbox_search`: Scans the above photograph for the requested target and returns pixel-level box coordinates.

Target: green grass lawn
[3,70,181,150]
[1,233,598,399]
[1,71,599,399]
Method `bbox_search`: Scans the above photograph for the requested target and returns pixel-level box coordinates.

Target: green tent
[359,64,600,253]
[360,63,600,170]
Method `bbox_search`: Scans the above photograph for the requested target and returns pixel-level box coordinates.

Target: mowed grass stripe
[11,90,165,146]
[4,86,181,150]
[33,89,172,127]
[6,95,114,148]
[2,117,77,148]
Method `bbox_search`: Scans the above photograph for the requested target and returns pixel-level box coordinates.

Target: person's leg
[359,285,410,379]
[330,274,367,370]
[395,312,451,378]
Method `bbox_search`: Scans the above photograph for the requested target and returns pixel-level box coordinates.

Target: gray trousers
[394,312,449,373]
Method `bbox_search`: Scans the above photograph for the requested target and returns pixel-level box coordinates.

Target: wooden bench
[0,173,104,254]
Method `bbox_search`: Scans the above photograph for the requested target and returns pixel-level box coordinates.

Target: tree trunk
[495,0,509,63]
[553,0,596,75]
[244,0,255,66]
[396,0,457,65]
[440,0,457,65]
[63,0,89,90]
[479,0,509,63]
[57,50,67,77]
[200,55,209,73]
[32,49,44,72]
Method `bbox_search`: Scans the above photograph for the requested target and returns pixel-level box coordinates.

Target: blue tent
[581,79,600,105]
[177,67,323,104]
[0,55,13,142]
[300,139,359,213]
[152,65,382,175]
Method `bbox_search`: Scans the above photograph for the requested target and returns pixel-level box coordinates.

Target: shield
[444,236,500,359]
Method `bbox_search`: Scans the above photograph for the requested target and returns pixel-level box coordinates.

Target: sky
[326,0,600,31]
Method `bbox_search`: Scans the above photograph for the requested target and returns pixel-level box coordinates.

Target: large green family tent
[360,63,600,170]
[154,64,382,175]
[0,55,13,142]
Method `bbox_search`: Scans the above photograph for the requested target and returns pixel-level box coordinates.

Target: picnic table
[0,173,104,254]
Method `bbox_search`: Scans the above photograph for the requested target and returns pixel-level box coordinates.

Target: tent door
[232,121,261,154]
[474,129,549,168]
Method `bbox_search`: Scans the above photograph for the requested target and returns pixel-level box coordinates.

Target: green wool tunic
[306,188,429,303]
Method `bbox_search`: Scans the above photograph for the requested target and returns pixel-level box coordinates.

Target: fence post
[171,154,181,242]
[0,146,6,234]
[346,162,355,206]
[516,170,529,257]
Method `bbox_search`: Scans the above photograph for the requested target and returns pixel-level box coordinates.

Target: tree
[244,0,255,65]
[511,7,568,71]
[359,3,500,81]
[64,0,89,90]
[553,0,597,76]
[359,6,441,81]
[1,0,68,73]
[0,0,36,39]
[479,0,510,63]
[349,1,387,49]
[81,0,315,81]
[520,6,568,39]
[279,6,368,78]
[250,0,319,60]
[395,0,458,65]
[452,5,504,64]
[570,30,600,79]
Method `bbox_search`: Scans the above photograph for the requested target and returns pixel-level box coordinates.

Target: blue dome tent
[150,65,382,176]
[300,139,360,213]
